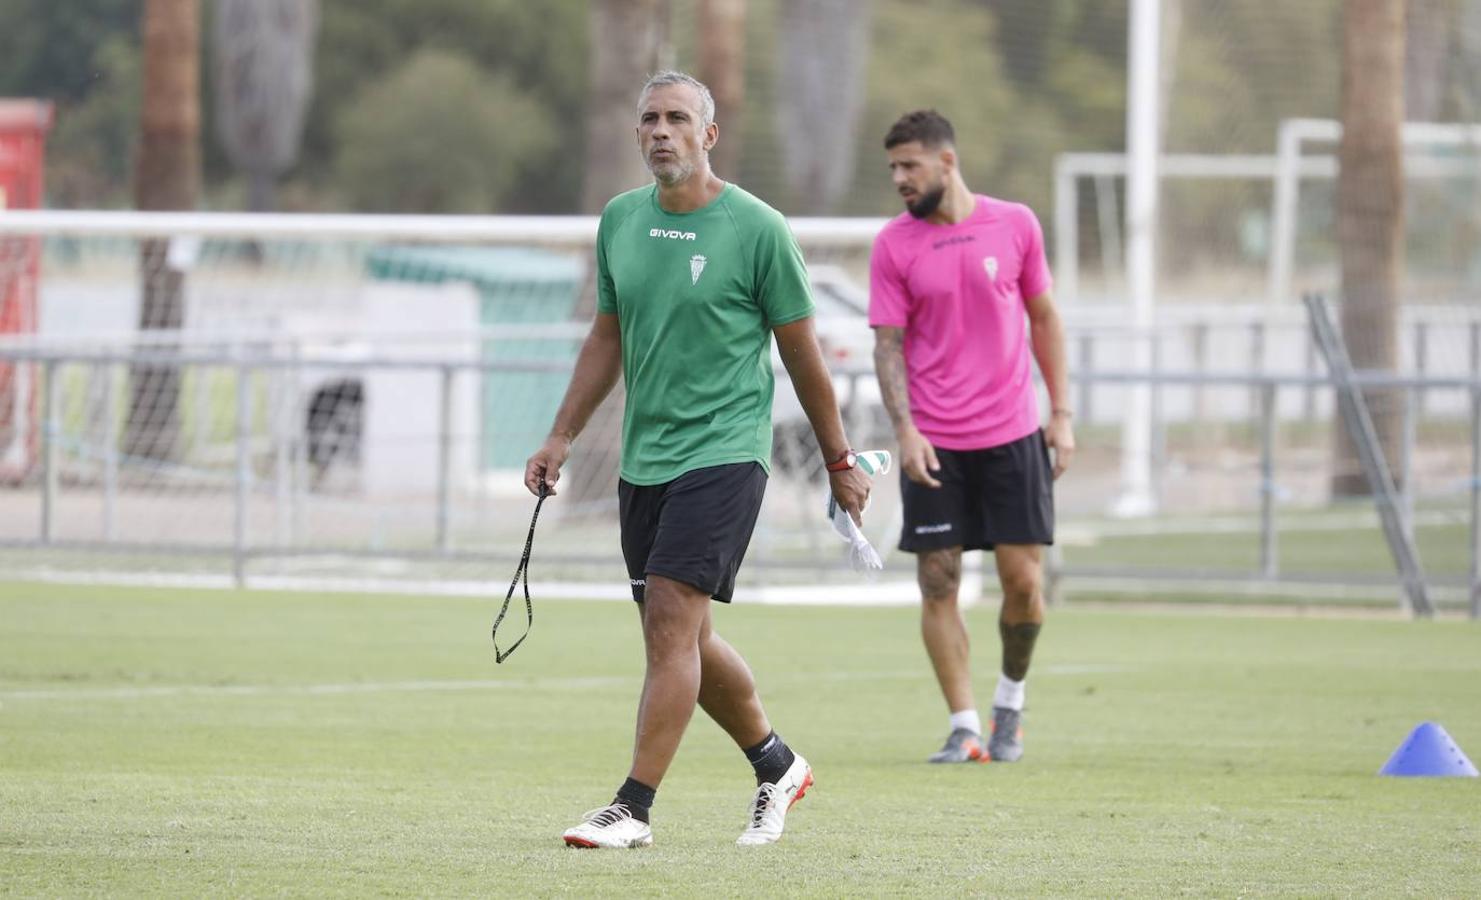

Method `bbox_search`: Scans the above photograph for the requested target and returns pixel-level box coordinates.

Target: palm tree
[1333,0,1405,496]
[698,0,746,180]
[775,0,871,214]
[581,0,672,214]
[570,0,672,508]
[213,0,319,213]
[126,0,200,463]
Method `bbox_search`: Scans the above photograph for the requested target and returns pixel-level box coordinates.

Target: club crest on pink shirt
[983,256,999,281]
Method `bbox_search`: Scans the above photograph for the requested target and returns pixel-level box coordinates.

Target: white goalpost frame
[1055,115,1481,518]
[1055,120,1481,309]
[0,210,889,245]
[0,209,888,484]
[1053,153,1334,306]
[1268,117,1481,307]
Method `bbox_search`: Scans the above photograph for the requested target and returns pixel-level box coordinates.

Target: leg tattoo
[998,617,1042,682]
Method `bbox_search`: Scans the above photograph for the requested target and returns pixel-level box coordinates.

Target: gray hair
[637,70,715,127]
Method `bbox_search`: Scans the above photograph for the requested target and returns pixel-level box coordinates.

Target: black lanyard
[491,479,548,663]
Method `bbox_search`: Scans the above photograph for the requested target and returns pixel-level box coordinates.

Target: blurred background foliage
[0,0,1396,223]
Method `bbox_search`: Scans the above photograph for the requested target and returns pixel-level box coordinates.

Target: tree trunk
[580,0,672,214]
[698,0,746,180]
[213,0,319,213]
[127,0,200,464]
[775,0,871,214]
[571,1,671,509]
[248,169,275,213]
[1333,0,1405,497]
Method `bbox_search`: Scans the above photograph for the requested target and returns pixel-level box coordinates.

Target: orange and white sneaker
[927,727,988,763]
[735,752,813,846]
[562,802,653,849]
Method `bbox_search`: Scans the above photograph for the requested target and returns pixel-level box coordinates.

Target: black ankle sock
[614,777,655,823]
[743,731,796,786]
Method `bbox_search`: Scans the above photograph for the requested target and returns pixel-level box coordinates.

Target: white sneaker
[562,802,653,849]
[736,752,813,846]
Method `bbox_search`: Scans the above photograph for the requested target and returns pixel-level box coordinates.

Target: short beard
[648,157,694,187]
[906,185,946,219]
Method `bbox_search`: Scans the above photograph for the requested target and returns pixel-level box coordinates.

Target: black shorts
[898,430,1055,553]
[618,462,767,603]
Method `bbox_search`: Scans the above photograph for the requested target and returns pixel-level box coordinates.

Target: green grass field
[2,582,1479,897]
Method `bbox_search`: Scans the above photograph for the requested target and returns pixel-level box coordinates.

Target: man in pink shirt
[869,110,1075,764]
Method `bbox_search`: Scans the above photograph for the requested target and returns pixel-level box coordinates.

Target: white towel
[825,450,892,572]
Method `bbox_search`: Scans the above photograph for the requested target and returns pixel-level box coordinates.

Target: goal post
[0,209,889,588]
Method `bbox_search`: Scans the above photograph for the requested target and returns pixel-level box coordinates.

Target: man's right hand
[899,426,942,488]
[524,435,572,496]
[828,466,873,527]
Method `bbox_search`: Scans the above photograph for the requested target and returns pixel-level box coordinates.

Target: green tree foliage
[1158,1,1342,271]
[805,0,1126,218]
[43,36,141,208]
[0,0,139,102]
[988,1,1128,216]
[311,0,587,212]
[1,0,586,212]
[993,0,1127,145]
[1168,1,1341,153]
[0,0,1365,222]
[0,0,142,207]
[331,49,553,213]
[845,0,1017,215]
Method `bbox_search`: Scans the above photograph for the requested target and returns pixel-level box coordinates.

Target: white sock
[949,709,982,736]
[994,674,1026,711]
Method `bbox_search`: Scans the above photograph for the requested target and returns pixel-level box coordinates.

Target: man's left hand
[1045,412,1075,479]
[828,466,872,526]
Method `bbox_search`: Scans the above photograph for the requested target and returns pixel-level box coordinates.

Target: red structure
[0,99,53,478]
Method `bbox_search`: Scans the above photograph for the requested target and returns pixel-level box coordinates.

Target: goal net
[0,211,904,596]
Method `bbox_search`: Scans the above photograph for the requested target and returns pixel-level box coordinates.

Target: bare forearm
[786,356,850,460]
[548,320,622,443]
[872,328,915,438]
[774,319,849,460]
[1029,304,1070,413]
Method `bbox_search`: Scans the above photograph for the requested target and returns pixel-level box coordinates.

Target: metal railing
[2,340,1479,618]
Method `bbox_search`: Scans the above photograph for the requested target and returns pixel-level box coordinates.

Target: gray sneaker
[987,706,1024,762]
[927,727,987,763]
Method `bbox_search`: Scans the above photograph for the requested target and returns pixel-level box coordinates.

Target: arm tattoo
[998,618,1042,682]
[873,328,912,432]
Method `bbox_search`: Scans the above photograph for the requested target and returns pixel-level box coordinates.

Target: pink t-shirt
[868,194,1052,451]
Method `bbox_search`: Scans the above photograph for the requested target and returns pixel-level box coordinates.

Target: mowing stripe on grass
[0,663,1130,704]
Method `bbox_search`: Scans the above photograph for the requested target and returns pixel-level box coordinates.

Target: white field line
[8,565,1449,609]
[4,568,947,607]
[0,664,1128,704]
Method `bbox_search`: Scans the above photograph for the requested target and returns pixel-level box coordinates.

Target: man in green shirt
[524,71,871,849]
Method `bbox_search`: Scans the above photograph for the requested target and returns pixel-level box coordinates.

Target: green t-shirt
[596,183,815,485]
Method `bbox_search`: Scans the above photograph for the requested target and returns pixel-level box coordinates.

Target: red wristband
[825,449,858,472]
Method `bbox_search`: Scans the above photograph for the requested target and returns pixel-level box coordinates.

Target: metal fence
[1,334,1478,618]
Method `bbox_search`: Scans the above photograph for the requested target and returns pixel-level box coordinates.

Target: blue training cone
[1379,722,1479,777]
